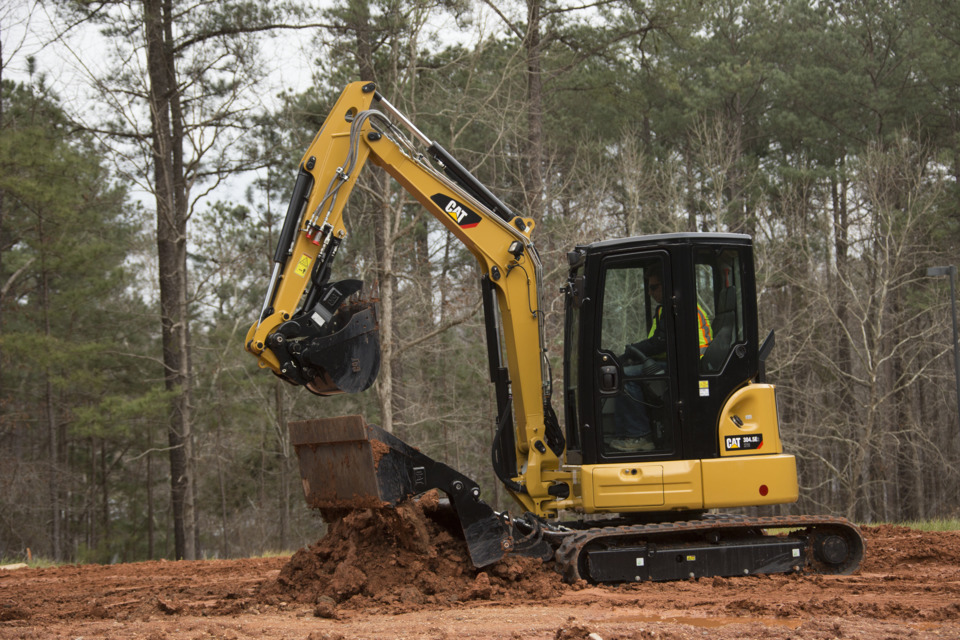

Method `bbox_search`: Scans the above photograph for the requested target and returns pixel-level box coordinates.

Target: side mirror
[565,274,588,309]
[757,330,775,382]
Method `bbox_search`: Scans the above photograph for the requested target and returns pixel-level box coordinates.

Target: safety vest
[696,303,712,355]
[648,306,662,338]
[648,305,712,355]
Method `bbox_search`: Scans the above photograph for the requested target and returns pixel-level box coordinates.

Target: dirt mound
[859,525,960,572]
[262,492,562,612]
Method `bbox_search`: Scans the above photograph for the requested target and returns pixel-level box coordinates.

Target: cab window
[697,249,745,374]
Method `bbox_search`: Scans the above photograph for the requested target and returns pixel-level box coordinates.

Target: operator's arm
[629,330,666,358]
[627,305,666,359]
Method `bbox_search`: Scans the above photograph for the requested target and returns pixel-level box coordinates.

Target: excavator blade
[289,415,553,567]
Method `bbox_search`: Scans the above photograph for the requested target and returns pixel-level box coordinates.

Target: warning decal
[295,254,312,277]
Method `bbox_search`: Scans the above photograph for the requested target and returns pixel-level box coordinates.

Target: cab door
[685,246,759,460]
[589,252,680,462]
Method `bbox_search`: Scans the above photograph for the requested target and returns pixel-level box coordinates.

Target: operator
[610,270,712,453]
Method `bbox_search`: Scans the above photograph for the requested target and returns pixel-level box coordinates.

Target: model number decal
[725,434,763,451]
[431,194,481,229]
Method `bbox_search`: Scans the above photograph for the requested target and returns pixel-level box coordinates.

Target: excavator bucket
[289,415,553,567]
[289,415,410,509]
[302,300,381,396]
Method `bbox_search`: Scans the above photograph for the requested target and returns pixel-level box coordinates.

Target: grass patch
[767,519,960,533]
[1,556,60,569]
[893,518,960,532]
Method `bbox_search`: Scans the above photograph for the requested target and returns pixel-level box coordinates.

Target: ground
[2,505,959,640]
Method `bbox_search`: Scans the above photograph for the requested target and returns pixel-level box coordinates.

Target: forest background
[1,0,959,564]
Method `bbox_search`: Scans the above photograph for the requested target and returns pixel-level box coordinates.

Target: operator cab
[563,233,759,466]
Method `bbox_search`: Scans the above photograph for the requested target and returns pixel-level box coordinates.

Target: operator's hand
[624,343,665,376]
[625,343,645,363]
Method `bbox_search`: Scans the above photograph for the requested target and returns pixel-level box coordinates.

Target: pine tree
[0,79,144,560]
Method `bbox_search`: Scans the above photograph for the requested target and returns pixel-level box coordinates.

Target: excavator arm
[245,81,571,517]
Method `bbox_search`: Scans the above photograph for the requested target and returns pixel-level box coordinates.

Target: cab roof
[576,232,752,255]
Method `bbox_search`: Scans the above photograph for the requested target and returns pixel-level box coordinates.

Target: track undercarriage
[550,513,864,583]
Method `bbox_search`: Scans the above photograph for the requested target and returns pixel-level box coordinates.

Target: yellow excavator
[245,82,864,583]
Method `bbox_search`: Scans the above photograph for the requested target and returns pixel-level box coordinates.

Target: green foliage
[72,388,175,440]
[0,77,156,562]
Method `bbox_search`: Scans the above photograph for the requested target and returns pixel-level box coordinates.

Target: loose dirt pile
[861,523,960,570]
[261,491,562,612]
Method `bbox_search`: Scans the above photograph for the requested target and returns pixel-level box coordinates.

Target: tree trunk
[0,20,5,416]
[38,214,62,561]
[147,426,155,559]
[375,179,397,432]
[217,380,229,558]
[144,0,196,561]
[45,344,60,560]
[275,380,288,551]
[684,144,698,231]
[100,440,110,549]
[347,0,396,432]
[85,439,93,551]
[524,0,544,221]
[831,171,851,408]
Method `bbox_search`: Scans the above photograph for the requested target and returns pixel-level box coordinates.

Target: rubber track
[553,513,866,583]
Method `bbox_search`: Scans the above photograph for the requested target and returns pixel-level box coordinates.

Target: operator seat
[701,285,737,372]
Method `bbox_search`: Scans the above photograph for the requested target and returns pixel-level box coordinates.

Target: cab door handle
[599,365,619,392]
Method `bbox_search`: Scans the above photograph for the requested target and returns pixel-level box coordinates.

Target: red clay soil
[2,500,960,639]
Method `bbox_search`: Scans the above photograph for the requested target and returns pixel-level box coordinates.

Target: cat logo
[431,194,481,229]
[725,434,764,451]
